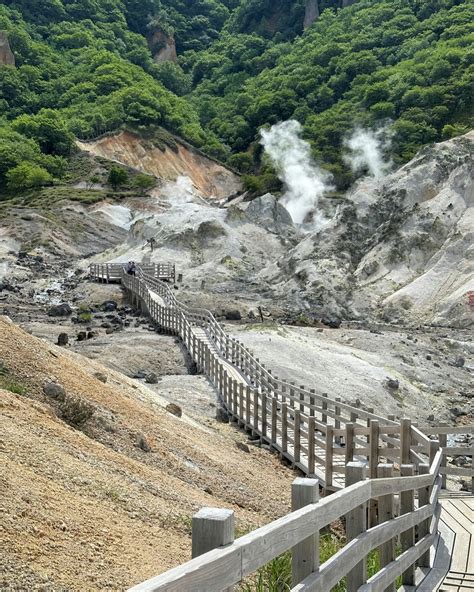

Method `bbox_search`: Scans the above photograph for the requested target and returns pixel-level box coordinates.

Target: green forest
[0,0,472,193]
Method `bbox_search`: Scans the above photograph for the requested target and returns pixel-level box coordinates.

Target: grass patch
[239,533,400,591]
[0,363,28,396]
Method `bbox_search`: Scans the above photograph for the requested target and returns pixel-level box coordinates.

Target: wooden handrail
[89,262,471,591]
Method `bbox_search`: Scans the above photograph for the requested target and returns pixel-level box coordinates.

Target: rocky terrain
[1,131,472,422]
[0,316,295,591]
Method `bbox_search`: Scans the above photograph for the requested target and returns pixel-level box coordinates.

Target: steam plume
[260,120,332,226]
[343,126,392,178]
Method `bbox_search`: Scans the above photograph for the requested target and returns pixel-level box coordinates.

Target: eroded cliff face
[264,131,474,328]
[148,28,178,64]
[0,31,15,67]
[304,0,320,29]
[77,131,241,200]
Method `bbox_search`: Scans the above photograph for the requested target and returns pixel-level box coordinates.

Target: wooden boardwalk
[90,264,474,591]
[438,494,473,591]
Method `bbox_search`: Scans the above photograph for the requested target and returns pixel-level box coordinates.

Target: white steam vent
[260,120,332,226]
[343,125,393,178]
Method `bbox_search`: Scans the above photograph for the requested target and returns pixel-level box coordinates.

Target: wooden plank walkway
[436,494,474,591]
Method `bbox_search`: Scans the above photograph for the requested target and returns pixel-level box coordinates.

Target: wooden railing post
[282,402,288,455]
[308,417,316,475]
[271,397,277,445]
[322,393,328,424]
[192,507,235,592]
[291,478,320,586]
[400,464,415,586]
[325,426,334,492]
[345,462,368,591]
[335,397,342,444]
[345,423,355,465]
[417,463,431,568]
[400,418,411,464]
[294,410,301,465]
[439,424,447,489]
[377,463,395,592]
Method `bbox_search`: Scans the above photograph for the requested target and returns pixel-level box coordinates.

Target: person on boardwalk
[126,261,136,276]
[147,237,157,252]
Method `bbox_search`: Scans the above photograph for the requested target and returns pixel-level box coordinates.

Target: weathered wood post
[309,388,316,417]
[345,461,368,591]
[400,418,412,464]
[439,425,447,489]
[377,463,395,592]
[322,393,328,424]
[245,385,251,427]
[291,478,320,586]
[335,397,342,444]
[192,507,235,592]
[417,463,431,568]
[400,464,415,586]
[369,420,380,527]
[325,426,334,493]
[308,417,316,475]
[345,422,355,465]
[294,410,301,465]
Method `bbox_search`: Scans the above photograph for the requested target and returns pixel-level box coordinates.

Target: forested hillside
[0,0,472,193]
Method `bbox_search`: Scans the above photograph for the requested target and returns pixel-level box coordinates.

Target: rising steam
[343,126,392,178]
[260,120,332,226]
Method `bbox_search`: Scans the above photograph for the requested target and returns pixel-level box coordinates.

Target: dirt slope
[77,131,242,200]
[0,316,293,591]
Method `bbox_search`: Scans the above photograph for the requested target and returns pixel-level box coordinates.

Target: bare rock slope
[0,316,293,591]
[77,131,242,200]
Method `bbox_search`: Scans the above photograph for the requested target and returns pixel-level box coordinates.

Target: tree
[6,162,52,192]
[12,110,75,156]
[132,173,156,190]
[108,166,128,190]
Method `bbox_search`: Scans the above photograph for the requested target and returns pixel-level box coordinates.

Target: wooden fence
[90,262,175,283]
[88,265,473,591]
[128,451,444,592]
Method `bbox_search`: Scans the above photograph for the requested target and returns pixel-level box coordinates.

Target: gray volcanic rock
[245,194,293,234]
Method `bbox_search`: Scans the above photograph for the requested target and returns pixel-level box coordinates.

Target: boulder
[138,435,152,452]
[43,381,66,401]
[0,32,15,67]
[236,442,250,453]
[216,407,229,423]
[48,303,72,317]
[166,403,182,418]
[101,300,118,312]
[77,331,87,342]
[245,194,293,234]
[57,333,69,347]
[321,317,342,329]
[386,378,400,391]
[454,356,465,368]
[94,372,107,384]
[145,372,158,384]
[225,310,242,321]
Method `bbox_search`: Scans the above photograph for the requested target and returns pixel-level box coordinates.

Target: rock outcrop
[0,31,15,67]
[148,28,178,64]
[244,193,293,234]
[264,131,474,327]
[304,0,320,29]
[77,131,241,200]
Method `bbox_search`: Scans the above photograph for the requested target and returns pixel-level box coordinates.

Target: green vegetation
[240,533,401,591]
[107,166,129,190]
[0,362,28,396]
[0,0,472,199]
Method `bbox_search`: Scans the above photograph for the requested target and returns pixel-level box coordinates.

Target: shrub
[107,166,128,190]
[6,162,52,192]
[59,394,95,426]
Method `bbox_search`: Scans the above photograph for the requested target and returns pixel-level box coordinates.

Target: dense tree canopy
[0,0,472,194]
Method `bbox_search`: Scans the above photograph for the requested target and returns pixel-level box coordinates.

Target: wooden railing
[88,265,473,591]
[90,262,175,283]
[129,451,444,592]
